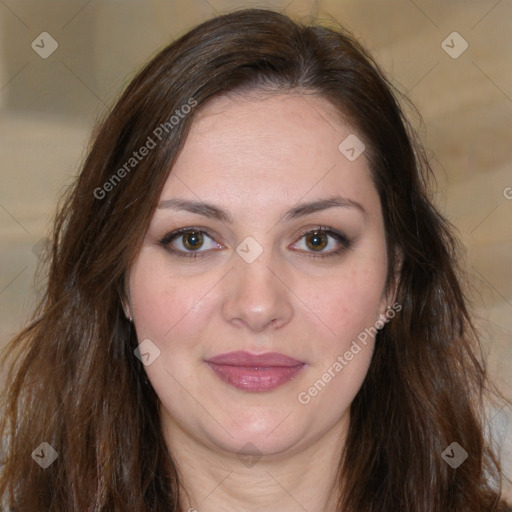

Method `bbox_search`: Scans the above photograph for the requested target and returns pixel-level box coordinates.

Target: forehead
[160,92,378,218]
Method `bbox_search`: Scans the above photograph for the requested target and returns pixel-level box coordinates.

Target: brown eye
[305,231,328,251]
[160,228,222,259]
[290,227,352,259]
[182,231,204,250]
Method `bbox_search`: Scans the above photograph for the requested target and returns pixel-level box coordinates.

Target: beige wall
[1,0,510,494]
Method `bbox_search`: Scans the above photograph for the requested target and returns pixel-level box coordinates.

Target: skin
[125,92,395,512]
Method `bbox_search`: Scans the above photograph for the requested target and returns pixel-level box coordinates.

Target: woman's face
[127,92,392,460]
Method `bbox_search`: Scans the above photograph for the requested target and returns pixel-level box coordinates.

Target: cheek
[294,263,386,415]
[303,258,387,352]
[128,251,194,340]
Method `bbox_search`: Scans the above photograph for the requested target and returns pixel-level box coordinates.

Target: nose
[221,246,294,333]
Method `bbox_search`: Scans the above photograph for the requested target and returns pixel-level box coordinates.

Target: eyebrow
[157,196,366,223]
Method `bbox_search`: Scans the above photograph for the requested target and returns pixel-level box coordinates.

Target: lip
[205,351,306,392]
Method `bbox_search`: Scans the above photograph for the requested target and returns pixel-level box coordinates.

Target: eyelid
[159,226,222,259]
[290,225,352,258]
[159,226,219,247]
[159,225,352,260]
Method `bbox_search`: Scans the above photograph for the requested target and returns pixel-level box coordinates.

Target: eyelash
[159,225,352,261]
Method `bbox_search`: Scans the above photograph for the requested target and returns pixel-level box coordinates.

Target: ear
[120,277,133,320]
[377,248,403,321]
[122,299,132,320]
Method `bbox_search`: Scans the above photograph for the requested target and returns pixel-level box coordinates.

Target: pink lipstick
[205,351,305,392]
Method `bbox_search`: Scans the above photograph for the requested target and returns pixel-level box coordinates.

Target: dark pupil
[306,232,327,251]
[183,231,203,250]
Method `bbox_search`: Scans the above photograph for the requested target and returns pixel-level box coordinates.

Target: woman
[0,8,510,511]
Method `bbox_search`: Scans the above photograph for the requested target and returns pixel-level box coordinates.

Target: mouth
[205,351,306,392]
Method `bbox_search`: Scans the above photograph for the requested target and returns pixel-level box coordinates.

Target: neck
[163,414,348,512]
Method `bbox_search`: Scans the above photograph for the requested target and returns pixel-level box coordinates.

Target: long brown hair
[1,8,510,511]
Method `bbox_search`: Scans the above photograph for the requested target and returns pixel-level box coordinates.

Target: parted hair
[1,8,510,511]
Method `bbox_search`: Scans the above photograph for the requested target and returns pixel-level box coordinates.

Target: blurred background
[0,0,510,497]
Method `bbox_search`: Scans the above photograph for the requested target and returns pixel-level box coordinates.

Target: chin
[204,407,320,459]
[210,428,303,460]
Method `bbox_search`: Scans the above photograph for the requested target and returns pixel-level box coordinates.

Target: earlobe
[387,248,403,307]
[378,249,402,322]
[123,301,133,322]
[121,281,133,321]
